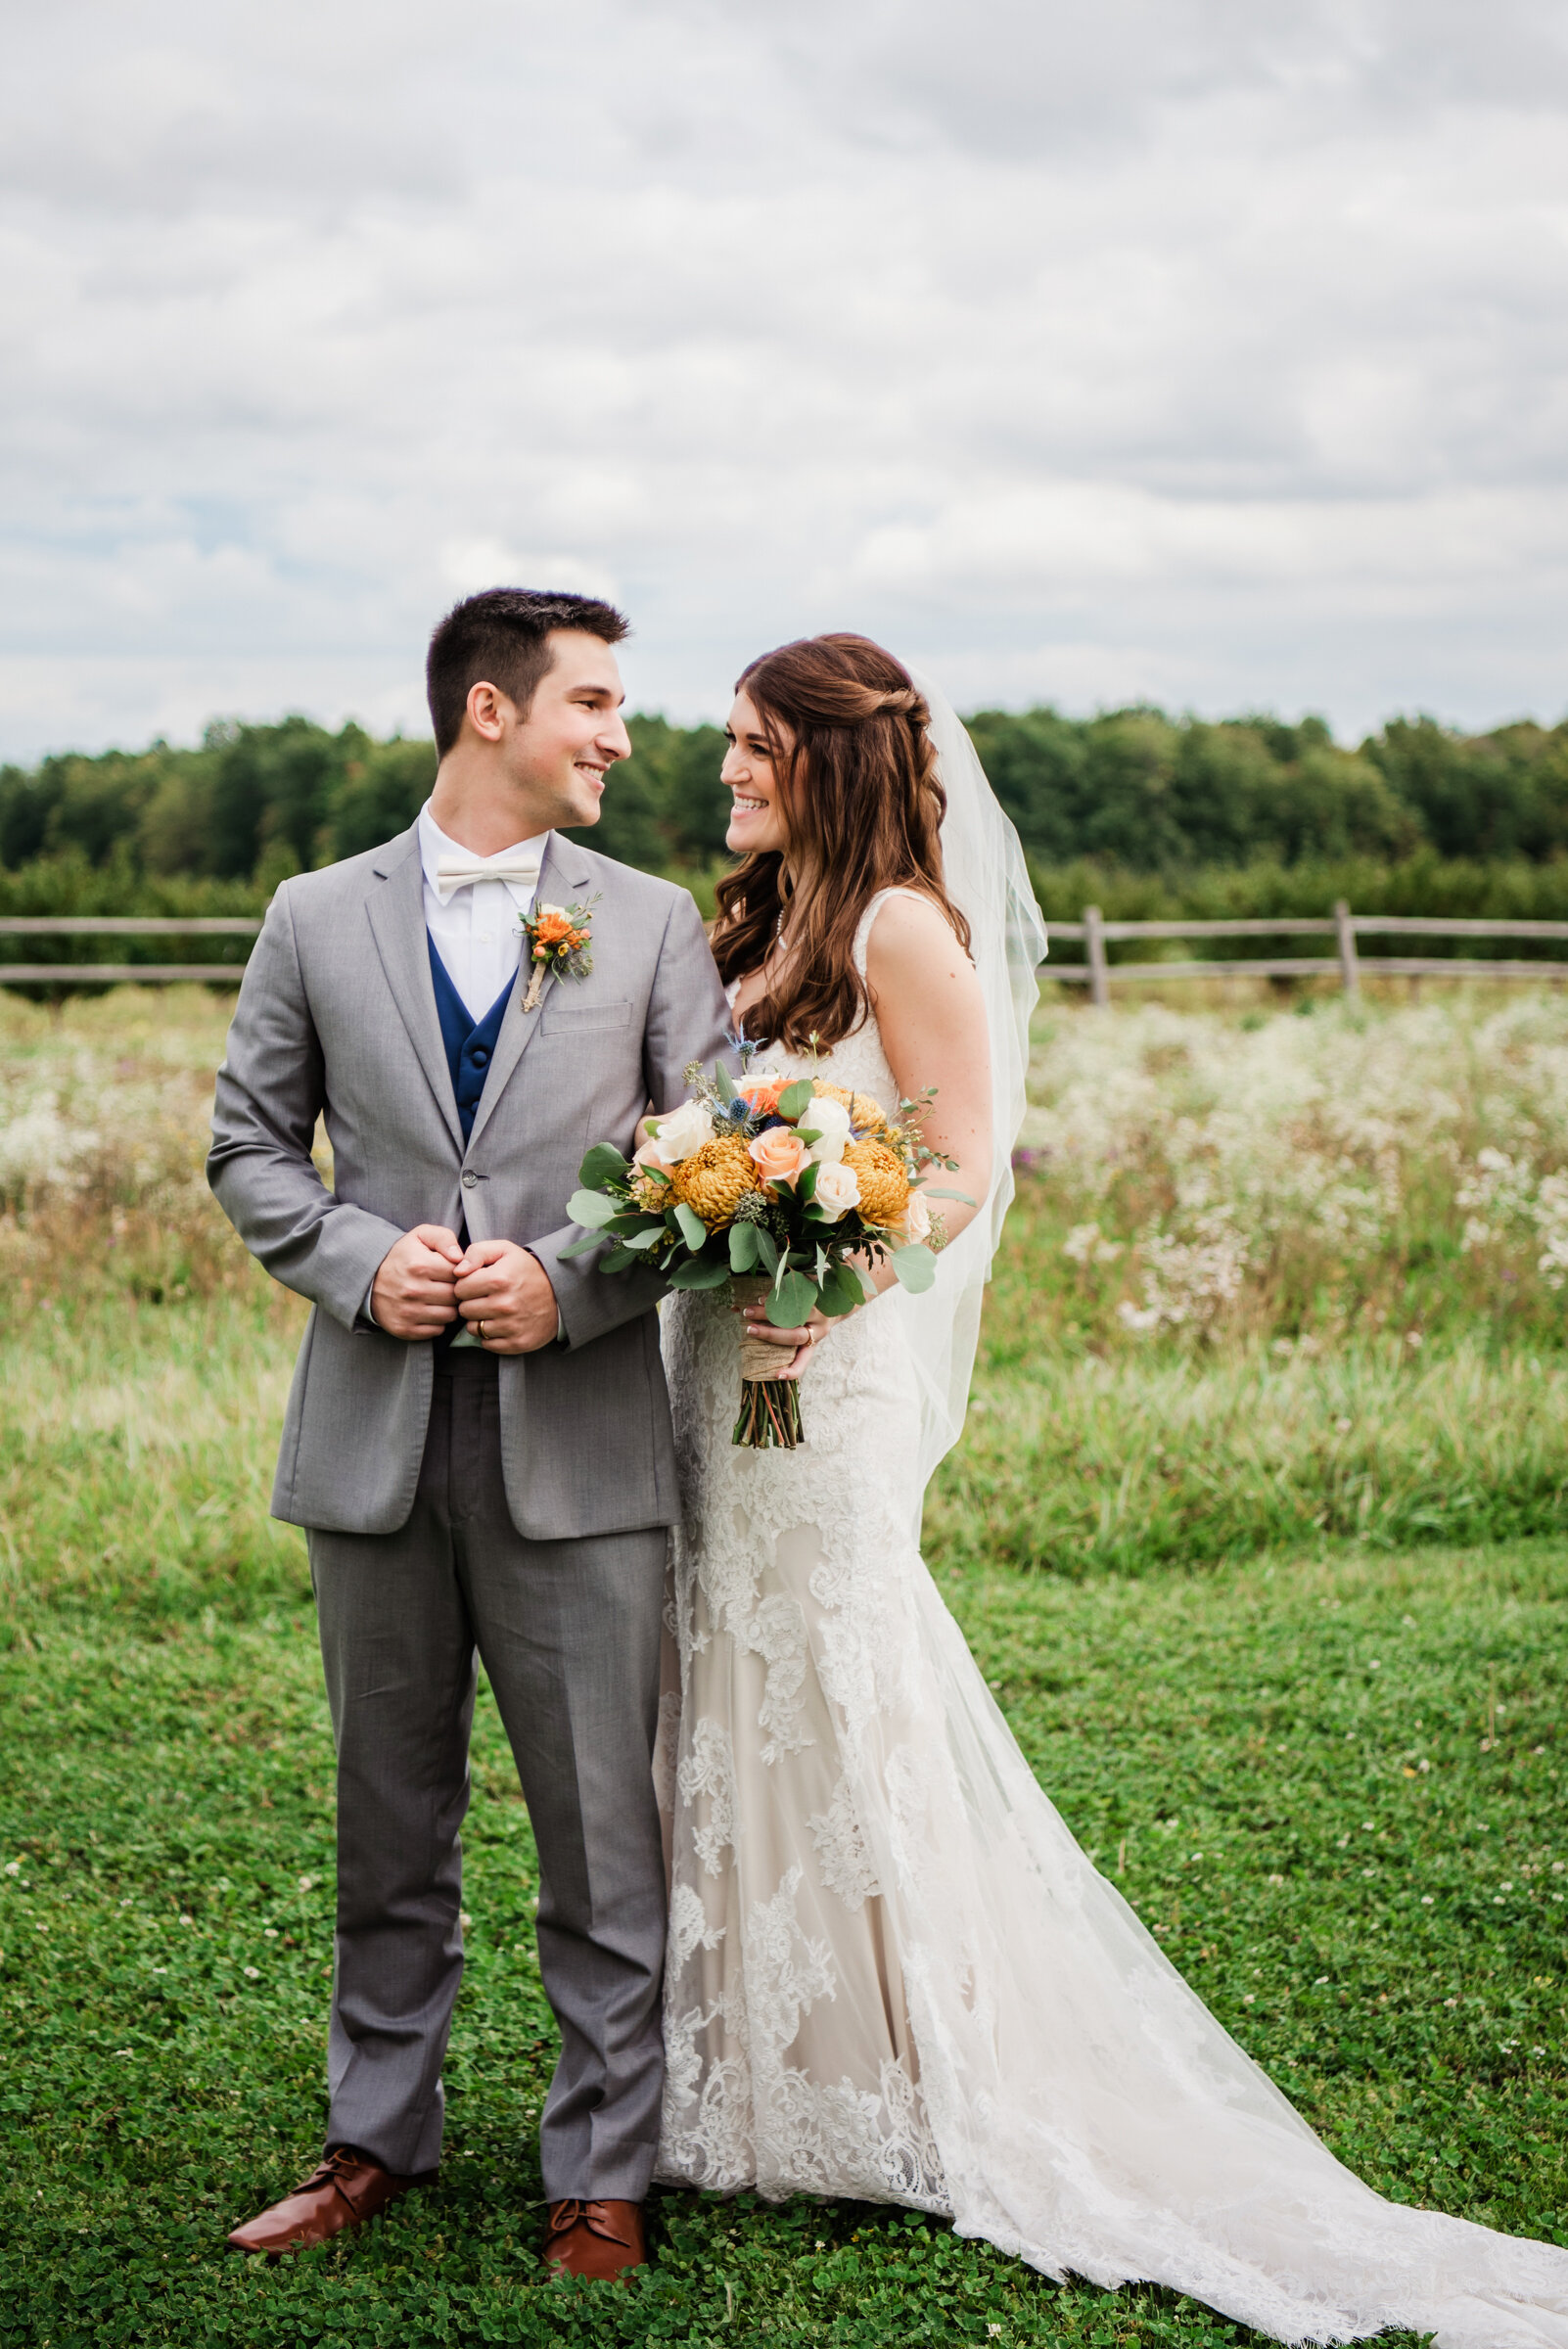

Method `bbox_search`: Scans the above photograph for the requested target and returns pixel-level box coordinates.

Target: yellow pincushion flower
[672,1134,760,1229]
[844,1136,909,1226]
[812,1078,885,1131]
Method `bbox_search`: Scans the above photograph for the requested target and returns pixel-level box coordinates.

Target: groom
[208,588,732,2279]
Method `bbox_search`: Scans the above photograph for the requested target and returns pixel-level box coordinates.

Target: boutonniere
[519,895,599,1012]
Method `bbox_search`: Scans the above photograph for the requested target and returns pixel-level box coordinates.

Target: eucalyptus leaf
[622,1227,665,1250]
[816,1263,862,1318]
[558,1232,606,1260]
[923,1186,978,1205]
[796,1157,821,1203]
[567,1188,619,1228]
[891,1241,938,1293]
[766,1268,818,1327]
[776,1078,814,1120]
[673,1202,709,1253]
[754,1227,779,1276]
[728,1221,760,1272]
[669,1257,730,1291]
[578,1142,629,1189]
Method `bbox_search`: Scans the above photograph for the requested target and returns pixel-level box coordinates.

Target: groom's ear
[464,680,517,745]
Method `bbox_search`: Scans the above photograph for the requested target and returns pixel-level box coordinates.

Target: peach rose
[903,1191,932,1243]
[749,1125,809,1188]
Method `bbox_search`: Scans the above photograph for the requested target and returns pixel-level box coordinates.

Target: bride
[653,631,1568,2347]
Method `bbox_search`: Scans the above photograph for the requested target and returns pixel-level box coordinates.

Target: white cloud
[1,0,1565,759]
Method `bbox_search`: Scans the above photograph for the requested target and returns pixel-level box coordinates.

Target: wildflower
[1064,1221,1123,1266]
[243,1965,259,1979]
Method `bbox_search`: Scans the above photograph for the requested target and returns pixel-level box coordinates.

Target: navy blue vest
[427,939,516,1142]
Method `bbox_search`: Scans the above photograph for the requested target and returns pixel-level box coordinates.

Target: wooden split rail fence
[4,905,1568,1000]
[1048,903,1568,1007]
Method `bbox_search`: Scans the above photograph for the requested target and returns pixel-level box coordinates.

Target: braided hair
[714,633,973,1049]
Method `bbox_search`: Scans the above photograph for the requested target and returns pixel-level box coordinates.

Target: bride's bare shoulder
[861,890,968,978]
[861,891,982,1047]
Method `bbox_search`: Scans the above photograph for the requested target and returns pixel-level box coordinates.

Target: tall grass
[6,982,1568,1604]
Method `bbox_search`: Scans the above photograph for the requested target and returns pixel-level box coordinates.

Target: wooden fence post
[1084,904,1111,1008]
[1334,900,1360,997]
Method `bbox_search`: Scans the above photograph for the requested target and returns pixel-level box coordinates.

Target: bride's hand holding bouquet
[561,1053,967,1448]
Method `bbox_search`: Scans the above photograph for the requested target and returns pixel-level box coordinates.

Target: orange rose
[749,1126,809,1189]
[739,1073,790,1117]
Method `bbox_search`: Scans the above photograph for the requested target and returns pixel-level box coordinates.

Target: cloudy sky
[4,0,1567,759]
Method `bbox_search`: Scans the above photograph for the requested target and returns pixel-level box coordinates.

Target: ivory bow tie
[433,853,542,905]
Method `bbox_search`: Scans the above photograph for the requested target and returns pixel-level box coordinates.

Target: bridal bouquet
[562,1056,961,1448]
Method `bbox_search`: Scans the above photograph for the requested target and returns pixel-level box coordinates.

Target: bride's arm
[744,893,992,1369]
[865,892,992,1253]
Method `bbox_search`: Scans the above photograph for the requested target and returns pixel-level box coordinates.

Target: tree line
[2,703,1566,893]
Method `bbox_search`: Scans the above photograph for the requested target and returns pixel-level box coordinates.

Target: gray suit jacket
[208,827,733,1542]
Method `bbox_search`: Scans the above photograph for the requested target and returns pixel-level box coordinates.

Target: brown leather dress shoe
[544,2197,647,2281]
[226,2145,427,2255]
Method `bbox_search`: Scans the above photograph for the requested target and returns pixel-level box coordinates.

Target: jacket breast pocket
[537,997,633,1036]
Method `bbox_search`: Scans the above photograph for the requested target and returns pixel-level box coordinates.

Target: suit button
[461,1170,479,1189]
[471,1047,488,1067]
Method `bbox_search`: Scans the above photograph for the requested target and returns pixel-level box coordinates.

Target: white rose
[811,1161,861,1222]
[802,1094,852,1165]
[903,1191,932,1243]
[646,1098,715,1167]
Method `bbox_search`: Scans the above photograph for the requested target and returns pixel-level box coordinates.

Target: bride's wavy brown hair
[714,633,971,1048]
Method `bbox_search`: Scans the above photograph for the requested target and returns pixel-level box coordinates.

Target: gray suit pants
[308,1349,669,2196]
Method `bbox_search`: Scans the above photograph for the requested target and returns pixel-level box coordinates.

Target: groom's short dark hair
[426,587,630,758]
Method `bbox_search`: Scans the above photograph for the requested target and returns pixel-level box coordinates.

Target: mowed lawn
[2,985,1568,2345]
[3,1429,1565,2341]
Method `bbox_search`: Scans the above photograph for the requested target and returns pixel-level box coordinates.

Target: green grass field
[3,986,1567,2346]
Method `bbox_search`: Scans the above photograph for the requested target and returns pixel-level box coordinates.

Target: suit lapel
[364,833,465,1158]
[465,832,592,1155]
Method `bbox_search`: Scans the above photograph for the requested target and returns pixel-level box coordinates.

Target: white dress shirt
[418,802,549,1024]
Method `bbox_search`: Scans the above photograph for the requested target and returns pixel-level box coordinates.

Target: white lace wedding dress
[654,892,1568,2348]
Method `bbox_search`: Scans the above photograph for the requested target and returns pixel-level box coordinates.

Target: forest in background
[3,704,1568,958]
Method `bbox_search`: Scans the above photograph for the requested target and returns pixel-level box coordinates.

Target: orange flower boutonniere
[519,894,599,1012]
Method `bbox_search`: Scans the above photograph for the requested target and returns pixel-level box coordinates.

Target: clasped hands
[370,1225,558,1353]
